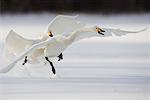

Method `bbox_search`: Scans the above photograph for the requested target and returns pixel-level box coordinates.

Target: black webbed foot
[58,53,63,61]
[22,56,28,65]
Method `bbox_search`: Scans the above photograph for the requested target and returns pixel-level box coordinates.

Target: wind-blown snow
[0,13,150,100]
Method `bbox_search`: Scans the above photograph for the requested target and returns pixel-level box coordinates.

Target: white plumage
[0,15,146,74]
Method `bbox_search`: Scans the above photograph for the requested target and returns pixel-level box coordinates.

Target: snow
[0,13,150,100]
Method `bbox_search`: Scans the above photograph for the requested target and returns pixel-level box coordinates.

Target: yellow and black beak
[96,27,105,35]
[48,31,53,37]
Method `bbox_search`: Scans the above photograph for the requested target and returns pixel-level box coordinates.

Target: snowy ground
[0,13,150,100]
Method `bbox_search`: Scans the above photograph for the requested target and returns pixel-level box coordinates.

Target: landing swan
[0,15,146,75]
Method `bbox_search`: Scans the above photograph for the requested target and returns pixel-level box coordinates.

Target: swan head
[95,26,105,35]
[87,26,105,35]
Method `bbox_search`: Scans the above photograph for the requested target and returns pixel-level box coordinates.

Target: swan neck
[67,28,91,43]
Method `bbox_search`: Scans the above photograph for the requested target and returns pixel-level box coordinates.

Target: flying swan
[0,15,146,75]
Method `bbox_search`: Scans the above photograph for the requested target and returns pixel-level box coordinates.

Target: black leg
[22,56,28,65]
[58,53,63,61]
[45,57,56,74]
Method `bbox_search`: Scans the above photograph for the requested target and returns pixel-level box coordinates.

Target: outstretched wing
[5,30,40,61]
[45,15,85,36]
[100,28,146,37]
[0,37,56,73]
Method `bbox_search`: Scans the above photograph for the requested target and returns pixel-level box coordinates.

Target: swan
[0,15,146,75]
[4,15,81,63]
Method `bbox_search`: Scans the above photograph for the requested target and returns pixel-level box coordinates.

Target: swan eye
[96,27,100,32]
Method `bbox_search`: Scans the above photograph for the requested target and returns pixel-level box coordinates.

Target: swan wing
[101,28,146,37]
[45,15,85,36]
[5,30,40,60]
[0,37,56,73]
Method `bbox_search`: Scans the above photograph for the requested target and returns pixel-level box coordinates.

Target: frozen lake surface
[0,13,150,100]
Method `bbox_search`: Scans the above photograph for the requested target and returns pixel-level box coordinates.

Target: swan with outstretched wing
[5,15,84,63]
[1,15,146,76]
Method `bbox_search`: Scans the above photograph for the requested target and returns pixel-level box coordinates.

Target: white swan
[4,15,82,62]
[0,15,146,75]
